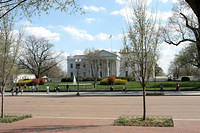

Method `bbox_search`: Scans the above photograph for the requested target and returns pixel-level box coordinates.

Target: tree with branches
[162,0,200,68]
[84,49,102,89]
[0,15,22,118]
[0,0,81,20]
[123,1,160,120]
[18,36,62,78]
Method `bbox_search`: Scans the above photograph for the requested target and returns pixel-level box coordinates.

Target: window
[76,64,80,69]
[126,71,128,77]
[83,64,86,68]
[70,64,73,69]
[70,72,73,77]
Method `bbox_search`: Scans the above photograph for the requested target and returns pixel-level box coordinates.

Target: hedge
[100,78,128,85]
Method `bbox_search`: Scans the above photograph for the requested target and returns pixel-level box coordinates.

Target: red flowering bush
[32,79,40,85]
[108,76,116,85]
[39,78,46,85]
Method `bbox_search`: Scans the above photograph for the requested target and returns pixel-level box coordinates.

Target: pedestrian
[19,85,23,95]
[57,85,60,92]
[160,84,164,91]
[16,87,19,95]
[176,83,180,91]
[54,86,57,92]
[66,84,69,92]
[123,85,126,93]
[110,84,114,91]
[46,85,49,94]
[36,84,39,92]
[32,85,35,92]
[10,87,14,96]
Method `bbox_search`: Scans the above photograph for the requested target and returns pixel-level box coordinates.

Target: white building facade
[67,50,155,79]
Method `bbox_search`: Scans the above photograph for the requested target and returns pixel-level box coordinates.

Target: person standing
[46,85,49,94]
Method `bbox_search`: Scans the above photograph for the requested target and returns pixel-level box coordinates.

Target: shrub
[108,76,116,85]
[117,77,135,81]
[39,78,46,85]
[100,78,109,85]
[17,80,32,86]
[181,77,190,81]
[100,78,128,85]
[114,79,128,85]
[32,79,40,85]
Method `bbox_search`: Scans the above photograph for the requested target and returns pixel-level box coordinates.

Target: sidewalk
[4,90,200,97]
[1,118,200,133]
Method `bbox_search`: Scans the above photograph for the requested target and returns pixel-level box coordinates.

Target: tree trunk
[142,85,146,120]
[1,87,4,118]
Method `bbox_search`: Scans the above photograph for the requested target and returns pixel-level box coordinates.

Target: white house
[67,50,155,79]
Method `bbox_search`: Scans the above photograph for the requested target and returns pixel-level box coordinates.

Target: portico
[67,50,120,78]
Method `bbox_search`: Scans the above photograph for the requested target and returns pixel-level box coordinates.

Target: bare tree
[18,36,62,78]
[84,49,102,89]
[123,1,160,120]
[0,0,81,20]
[163,0,200,68]
[0,15,22,118]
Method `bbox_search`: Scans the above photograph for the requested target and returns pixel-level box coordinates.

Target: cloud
[172,0,178,3]
[63,26,95,41]
[160,0,168,3]
[71,50,84,55]
[111,6,172,22]
[96,33,111,40]
[158,42,185,74]
[115,0,127,5]
[63,26,114,41]
[85,18,96,23]
[24,26,60,41]
[83,5,106,12]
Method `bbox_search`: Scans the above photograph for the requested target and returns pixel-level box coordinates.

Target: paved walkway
[4,90,200,97]
[1,118,200,133]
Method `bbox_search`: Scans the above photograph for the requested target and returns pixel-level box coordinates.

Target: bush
[61,77,73,82]
[100,78,109,85]
[117,77,135,81]
[32,79,40,85]
[181,77,190,81]
[100,78,128,85]
[17,80,32,86]
[114,79,128,85]
[108,76,116,85]
[39,78,46,85]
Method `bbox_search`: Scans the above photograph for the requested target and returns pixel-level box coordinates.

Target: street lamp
[75,59,81,96]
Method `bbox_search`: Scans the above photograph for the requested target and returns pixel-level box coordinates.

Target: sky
[15,0,184,74]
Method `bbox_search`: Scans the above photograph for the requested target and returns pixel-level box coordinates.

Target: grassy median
[114,116,174,127]
[0,114,32,123]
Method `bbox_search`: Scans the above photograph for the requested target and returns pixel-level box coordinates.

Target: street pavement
[1,94,200,133]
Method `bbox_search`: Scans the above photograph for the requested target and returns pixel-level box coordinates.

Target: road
[1,96,200,133]
[3,96,200,119]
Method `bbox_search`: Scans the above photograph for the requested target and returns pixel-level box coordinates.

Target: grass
[114,116,174,127]
[0,114,32,123]
[5,81,200,92]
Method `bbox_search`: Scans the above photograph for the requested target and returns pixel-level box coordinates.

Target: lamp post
[75,59,81,96]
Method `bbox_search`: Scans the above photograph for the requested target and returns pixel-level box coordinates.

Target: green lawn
[6,81,200,92]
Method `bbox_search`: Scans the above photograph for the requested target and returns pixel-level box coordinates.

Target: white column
[106,59,109,77]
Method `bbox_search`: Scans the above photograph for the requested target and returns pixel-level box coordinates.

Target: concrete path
[1,118,200,133]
